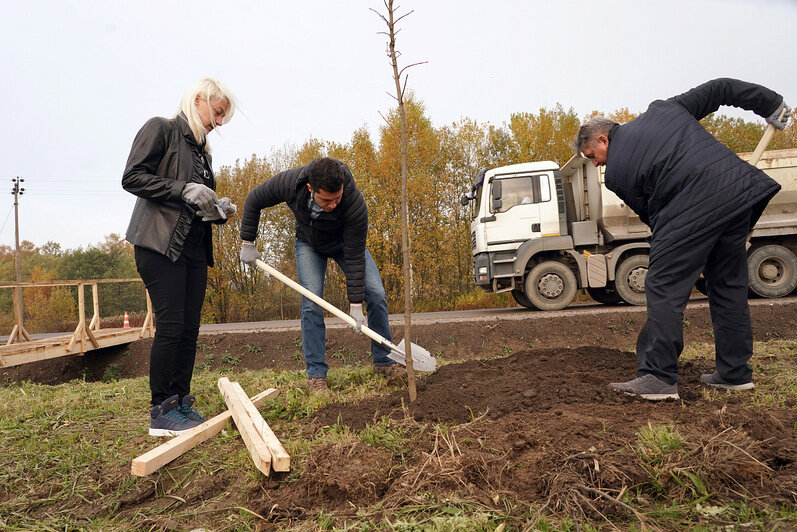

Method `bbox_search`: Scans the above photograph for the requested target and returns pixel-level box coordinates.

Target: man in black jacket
[574,78,790,400]
[239,157,402,393]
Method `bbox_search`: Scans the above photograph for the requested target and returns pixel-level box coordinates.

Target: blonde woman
[122,77,236,436]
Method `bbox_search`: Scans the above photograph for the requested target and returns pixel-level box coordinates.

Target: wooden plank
[0,328,147,367]
[6,324,18,346]
[130,388,279,477]
[229,380,291,472]
[0,278,142,288]
[218,377,272,475]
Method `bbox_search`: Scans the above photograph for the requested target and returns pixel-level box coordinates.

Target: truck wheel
[525,261,577,311]
[615,254,648,306]
[587,285,623,305]
[511,289,535,309]
[747,245,797,298]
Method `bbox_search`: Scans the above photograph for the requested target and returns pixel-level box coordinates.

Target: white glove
[766,101,791,130]
[349,303,364,333]
[182,183,218,212]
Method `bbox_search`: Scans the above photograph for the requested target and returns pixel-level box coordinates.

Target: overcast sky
[3,0,796,250]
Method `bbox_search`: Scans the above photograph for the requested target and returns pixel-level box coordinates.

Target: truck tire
[511,289,535,309]
[587,285,623,305]
[747,245,797,298]
[615,254,648,306]
[524,261,577,311]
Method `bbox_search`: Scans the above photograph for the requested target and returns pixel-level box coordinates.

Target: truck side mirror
[460,195,471,206]
[491,181,502,199]
[490,181,502,211]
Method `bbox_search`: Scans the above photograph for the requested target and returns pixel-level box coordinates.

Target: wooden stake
[218,377,273,475]
[228,380,290,472]
[131,388,279,477]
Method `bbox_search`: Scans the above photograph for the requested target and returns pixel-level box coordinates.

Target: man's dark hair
[307,157,345,192]
[573,117,618,155]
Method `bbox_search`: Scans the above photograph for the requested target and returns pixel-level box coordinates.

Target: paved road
[5,295,794,341]
[198,294,797,334]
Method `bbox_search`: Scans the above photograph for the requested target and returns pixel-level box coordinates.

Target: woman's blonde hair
[176,77,236,150]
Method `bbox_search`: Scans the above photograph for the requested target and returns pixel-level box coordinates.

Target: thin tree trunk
[383,0,416,401]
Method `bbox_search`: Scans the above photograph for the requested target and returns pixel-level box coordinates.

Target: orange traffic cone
[123,311,130,328]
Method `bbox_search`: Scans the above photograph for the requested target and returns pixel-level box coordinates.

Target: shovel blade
[387,339,437,372]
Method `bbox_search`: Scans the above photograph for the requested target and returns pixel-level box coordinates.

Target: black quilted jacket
[239,160,369,303]
[604,78,782,264]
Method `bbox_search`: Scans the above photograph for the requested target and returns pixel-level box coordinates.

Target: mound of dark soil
[261,346,796,526]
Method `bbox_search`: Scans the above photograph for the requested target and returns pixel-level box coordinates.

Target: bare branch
[377,110,400,135]
[394,10,415,25]
[398,61,428,78]
[369,7,388,24]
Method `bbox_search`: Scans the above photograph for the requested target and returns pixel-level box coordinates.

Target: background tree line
[2,99,794,332]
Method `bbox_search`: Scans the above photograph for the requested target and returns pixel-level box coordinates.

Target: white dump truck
[462,148,797,310]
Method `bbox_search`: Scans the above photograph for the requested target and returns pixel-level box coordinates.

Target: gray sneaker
[609,374,679,401]
[178,395,207,423]
[150,395,202,437]
[700,372,754,391]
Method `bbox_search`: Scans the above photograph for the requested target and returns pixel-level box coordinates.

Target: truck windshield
[491,175,550,213]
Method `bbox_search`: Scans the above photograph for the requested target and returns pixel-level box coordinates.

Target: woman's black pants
[135,228,207,406]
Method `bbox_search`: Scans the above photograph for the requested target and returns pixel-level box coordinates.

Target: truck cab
[463,149,797,310]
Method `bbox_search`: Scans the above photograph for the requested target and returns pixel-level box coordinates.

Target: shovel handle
[749,124,776,167]
[749,107,788,167]
[253,259,405,355]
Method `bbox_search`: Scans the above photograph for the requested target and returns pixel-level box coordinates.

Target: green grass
[682,340,797,408]
[0,340,795,530]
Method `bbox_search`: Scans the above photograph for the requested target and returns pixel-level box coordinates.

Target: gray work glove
[349,303,364,333]
[198,204,224,222]
[182,183,218,213]
[218,197,237,217]
[766,101,791,130]
[199,197,237,222]
[239,241,262,266]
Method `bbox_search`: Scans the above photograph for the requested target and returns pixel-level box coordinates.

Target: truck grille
[471,231,476,250]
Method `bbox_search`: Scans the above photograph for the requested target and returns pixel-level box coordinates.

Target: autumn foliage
[0,100,794,327]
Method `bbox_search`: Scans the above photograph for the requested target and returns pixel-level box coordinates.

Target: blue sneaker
[149,395,201,437]
[178,395,207,423]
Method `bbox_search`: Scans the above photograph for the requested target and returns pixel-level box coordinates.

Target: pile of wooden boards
[131,377,290,476]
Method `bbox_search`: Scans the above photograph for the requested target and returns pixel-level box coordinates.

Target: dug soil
[3,301,796,528]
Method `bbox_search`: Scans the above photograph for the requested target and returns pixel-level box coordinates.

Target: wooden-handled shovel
[253,259,437,372]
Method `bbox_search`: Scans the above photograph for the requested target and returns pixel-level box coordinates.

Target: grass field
[1,339,795,531]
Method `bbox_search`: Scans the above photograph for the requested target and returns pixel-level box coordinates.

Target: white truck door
[486,174,551,251]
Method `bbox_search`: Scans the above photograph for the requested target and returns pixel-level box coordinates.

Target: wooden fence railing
[0,278,154,351]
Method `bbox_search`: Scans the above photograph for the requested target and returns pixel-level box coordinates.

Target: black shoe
[177,395,207,423]
[149,395,201,437]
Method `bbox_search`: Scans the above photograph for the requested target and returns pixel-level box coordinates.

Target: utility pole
[12,178,24,284]
[8,177,30,344]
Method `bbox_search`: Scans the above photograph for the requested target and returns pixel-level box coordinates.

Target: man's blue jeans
[295,239,393,379]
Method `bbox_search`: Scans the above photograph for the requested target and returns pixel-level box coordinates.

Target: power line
[0,204,13,235]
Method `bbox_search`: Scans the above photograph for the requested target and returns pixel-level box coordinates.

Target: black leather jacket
[122,114,219,265]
